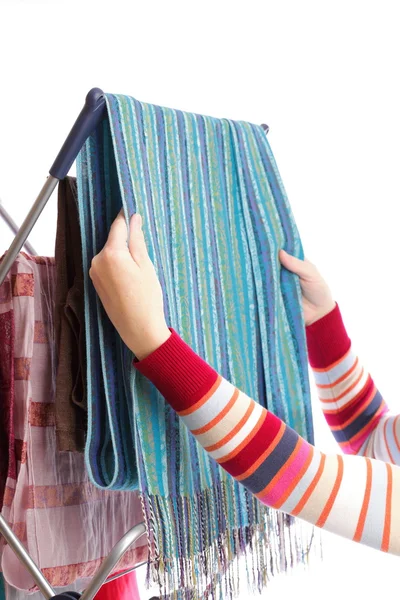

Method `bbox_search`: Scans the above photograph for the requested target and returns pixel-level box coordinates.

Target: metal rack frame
[0,514,146,600]
[0,88,269,597]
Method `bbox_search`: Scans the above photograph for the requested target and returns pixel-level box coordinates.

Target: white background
[0,1,399,598]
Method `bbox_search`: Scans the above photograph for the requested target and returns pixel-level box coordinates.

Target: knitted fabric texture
[76,93,316,599]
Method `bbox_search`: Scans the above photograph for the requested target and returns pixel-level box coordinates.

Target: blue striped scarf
[76,94,315,599]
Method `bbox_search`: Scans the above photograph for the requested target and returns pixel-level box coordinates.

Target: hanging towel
[0,253,147,592]
[76,94,316,599]
[0,257,15,511]
[54,176,87,452]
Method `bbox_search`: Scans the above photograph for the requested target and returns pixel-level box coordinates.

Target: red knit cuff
[306,303,351,368]
[133,328,219,413]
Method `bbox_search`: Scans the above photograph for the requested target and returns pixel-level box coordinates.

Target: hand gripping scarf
[76,94,318,600]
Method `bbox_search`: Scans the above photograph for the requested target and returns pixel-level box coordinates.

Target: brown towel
[54,176,87,452]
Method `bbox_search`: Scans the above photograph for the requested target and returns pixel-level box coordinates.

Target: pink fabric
[0,254,147,592]
[0,272,15,511]
[95,571,140,600]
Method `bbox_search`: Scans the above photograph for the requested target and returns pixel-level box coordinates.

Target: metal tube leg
[0,201,37,255]
[80,523,147,600]
[99,560,147,584]
[0,514,56,599]
[0,175,58,286]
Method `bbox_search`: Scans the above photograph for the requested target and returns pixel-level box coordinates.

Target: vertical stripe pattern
[76,94,315,598]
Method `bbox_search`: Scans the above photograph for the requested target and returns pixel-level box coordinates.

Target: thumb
[128,213,150,265]
[279,249,314,279]
[106,209,128,250]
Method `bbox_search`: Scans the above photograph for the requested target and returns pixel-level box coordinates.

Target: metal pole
[0,200,37,255]
[0,514,56,599]
[80,523,146,600]
[101,561,146,584]
[0,88,107,286]
[0,176,58,286]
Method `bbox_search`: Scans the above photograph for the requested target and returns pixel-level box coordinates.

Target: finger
[105,210,128,250]
[128,213,150,265]
[279,249,314,279]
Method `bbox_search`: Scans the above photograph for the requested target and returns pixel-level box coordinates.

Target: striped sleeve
[306,303,400,463]
[134,328,400,556]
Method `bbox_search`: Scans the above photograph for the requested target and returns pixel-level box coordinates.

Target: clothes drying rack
[0,88,269,599]
[0,200,37,256]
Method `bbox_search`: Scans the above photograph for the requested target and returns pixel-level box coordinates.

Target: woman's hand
[89,211,171,360]
[89,211,335,359]
[279,250,336,326]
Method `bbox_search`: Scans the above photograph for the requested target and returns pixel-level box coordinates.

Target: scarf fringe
[140,484,322,600]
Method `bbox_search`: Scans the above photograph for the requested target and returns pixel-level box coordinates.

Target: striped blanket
[76,94,316,599]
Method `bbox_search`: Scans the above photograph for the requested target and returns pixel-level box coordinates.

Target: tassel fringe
[140,484,322,599]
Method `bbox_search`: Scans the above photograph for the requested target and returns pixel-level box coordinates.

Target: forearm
[134,329,400,556]
[306,303,395,459]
